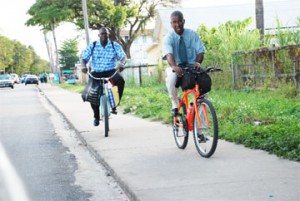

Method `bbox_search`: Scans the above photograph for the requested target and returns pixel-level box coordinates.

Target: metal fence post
[139,64,142,86]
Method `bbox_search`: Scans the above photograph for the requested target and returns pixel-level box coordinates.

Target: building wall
[128,35,153,66]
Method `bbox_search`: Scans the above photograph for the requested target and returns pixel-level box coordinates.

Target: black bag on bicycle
[180,68,212,94]
[181,70,197,90]
[196,68,212,94]
[81,77,102,105]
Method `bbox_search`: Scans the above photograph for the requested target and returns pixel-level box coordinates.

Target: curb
[38,87,139,201]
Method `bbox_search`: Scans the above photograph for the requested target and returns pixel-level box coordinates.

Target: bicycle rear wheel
[173,100,189,149]
[100,95,109,137]
[193,98,218,158]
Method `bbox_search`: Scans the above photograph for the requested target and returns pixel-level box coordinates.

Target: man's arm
[166,53,182,76]
[192,53,204,68]
[81,59,88,74]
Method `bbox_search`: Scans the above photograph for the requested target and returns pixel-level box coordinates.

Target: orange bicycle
[173,67,222,158]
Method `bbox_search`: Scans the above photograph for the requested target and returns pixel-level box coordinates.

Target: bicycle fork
[194,99,210,130]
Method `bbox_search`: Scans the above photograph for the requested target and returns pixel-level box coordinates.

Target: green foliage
[270,18,300,46]
[212,89,300,161]
[0,34,49,75]
[0,35,14,71]
[198,18,261,71]
[58,39,79,70]
[26,0,72,30]
[58,83,85,93]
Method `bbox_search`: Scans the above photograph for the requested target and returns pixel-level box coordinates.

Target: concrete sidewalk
[38,84,300,201]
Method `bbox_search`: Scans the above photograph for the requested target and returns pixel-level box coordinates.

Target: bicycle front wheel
[173,100,189,149]
[193,98,218,158]
[100,95,109,137]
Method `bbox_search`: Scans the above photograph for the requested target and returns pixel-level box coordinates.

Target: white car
[0,74,14,89]
[10,73,20,84]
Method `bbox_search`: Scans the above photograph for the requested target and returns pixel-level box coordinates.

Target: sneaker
[171,108,178,117]
[93,118,100,126]
[111,107,117,115]
[171,108,178,124]
[198,133,209,143]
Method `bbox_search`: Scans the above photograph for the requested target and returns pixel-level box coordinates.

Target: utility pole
[255,0,264,44]
[81,0,90,84]
[82,0,90,45]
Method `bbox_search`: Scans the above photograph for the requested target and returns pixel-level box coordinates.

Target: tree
[255,0,264,44]
[0,35,14,73]
[68,0,179,58]
[11,41,33,75]
[28,46,50,74]
[58,39,79,71]
[26,0,72,74]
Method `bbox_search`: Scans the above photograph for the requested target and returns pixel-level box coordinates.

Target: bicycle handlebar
[181,67,223,74]
[205,67,223,73]
[87,70,118,81]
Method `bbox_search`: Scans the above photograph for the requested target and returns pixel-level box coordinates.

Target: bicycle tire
[100,95,109,137]
[193,98,218,158]
[173,98,189,149]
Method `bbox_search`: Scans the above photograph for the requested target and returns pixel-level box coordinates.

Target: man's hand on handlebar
[81,67,88,74]
[116,61,125,72]
[191,62,201,69]
[172,65,183,77]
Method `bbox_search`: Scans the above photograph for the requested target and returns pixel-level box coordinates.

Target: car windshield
[0,75,10,80]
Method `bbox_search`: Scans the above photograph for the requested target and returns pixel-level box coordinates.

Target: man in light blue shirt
[163,10,205,117]
[81,27,127,126]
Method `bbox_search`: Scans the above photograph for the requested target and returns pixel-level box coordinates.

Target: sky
[0,0,284,61]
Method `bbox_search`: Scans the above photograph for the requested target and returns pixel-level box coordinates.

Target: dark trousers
[90,69,125,119]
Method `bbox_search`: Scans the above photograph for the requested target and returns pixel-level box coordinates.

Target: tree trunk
[43,31,55,73]
[255,0,264,44]
[50,21,61,82]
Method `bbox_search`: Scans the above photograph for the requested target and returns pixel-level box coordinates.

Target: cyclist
[163,10,205,119]
[81,27,127,126]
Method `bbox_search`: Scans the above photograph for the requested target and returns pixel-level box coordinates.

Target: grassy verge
[57,83,300,162]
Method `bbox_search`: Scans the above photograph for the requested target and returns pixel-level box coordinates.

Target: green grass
[57,82,300,162]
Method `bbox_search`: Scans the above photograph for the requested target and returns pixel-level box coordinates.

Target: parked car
[10,73,20,83]
[25,75,39,85]
[20,74,28,83]
[0,74,14,89]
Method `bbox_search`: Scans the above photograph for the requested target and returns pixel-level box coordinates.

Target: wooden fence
[232,44,300,91]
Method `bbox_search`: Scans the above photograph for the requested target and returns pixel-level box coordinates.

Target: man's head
[170,10,185,35]
[98,27,109,43]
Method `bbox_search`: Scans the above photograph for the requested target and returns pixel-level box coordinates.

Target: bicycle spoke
[173,103,189,149]
[193,99,218,158]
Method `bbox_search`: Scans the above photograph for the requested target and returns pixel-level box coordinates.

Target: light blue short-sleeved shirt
[81,40,126,72]
[163,28,205,65]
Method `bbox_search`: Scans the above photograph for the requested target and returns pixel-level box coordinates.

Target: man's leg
[111,71,125,111]
[110,73,125,103]
[165,67,179,116]
[90,103,100,126]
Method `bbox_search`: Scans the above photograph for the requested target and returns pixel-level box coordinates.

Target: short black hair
[99,27,109,34]
[170,10,184,20]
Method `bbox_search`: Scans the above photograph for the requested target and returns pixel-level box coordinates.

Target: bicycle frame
[173,66,222,157]
[178,83,210,131]
[99,79,111,116]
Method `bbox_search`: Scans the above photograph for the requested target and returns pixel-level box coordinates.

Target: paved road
[38,84,300,201]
